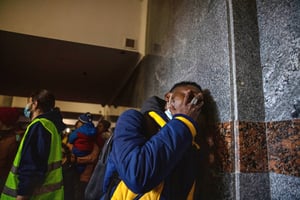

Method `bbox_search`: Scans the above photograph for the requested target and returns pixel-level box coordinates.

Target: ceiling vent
[125,38,136,49]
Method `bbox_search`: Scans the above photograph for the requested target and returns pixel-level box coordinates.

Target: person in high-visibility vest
[1,89,65,200]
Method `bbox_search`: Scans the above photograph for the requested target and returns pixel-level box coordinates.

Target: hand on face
[166,86,204,122]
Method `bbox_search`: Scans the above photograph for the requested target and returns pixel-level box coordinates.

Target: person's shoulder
[121,109,142,116]
[31,117,56,131]
[29,118,43,128]
[140,96,166,114]
[118,109,144,122]
[26,119,51,137]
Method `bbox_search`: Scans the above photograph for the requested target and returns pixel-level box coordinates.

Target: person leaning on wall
[100,81,204,199]
[1,89,66,200]
[0,107,20,192]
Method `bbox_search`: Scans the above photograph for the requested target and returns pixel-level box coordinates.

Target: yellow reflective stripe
[174,116,200,149]
[10,160,61,174]
[32,187,64,200]
[4,169,19,191]
[2,174,63,198]
[10,165,17,174]
[2,180,63,197]
[32,180,64,195]
[174,116,197,137]
[148,111,166,127]
[47,160,62,172]
[149,112,198,138]
[2,185,17,197]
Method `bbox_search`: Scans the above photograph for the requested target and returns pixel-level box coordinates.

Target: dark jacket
[17,108,65,195]
[102,96,201,200]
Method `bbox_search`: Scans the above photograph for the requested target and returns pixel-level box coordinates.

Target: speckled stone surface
[196,171,236,200]
[136,0,232,122]
[239,173,271,200]
[270,173,300,200]
[215,121,269,174]
[232,0,265,122]
[132,0,300,123]
[128,0,300,199]
[267,119,300,177]
[214,120,299,176]
[257,0,300,122]
[215,122,234,172]
[239,121,268,173]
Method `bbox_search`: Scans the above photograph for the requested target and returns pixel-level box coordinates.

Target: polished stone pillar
[128,0,300,199]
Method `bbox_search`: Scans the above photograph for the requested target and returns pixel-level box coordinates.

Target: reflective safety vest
[1,118,64,200]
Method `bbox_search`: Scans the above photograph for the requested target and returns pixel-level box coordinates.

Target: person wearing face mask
[1,89,66,200]
[100,81,204,200]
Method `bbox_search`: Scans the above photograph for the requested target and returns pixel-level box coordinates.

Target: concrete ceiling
[0,30,141,106]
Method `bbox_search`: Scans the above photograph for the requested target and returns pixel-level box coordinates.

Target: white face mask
[165,109,173,120]
[23,103,32,118]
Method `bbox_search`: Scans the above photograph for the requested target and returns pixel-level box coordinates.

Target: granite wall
[125,0,300,199]
[257,0,300,199]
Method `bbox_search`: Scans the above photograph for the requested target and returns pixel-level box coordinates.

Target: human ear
[31,100,39,111]
[164,92,171,103]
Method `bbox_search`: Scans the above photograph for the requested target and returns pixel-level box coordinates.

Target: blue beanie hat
[78,112,92,123]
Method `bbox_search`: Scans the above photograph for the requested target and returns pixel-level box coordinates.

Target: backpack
[84,110,164,200]
[84,133,114,200]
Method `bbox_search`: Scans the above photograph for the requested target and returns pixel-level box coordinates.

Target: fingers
[188,92,204,119]
[188,92,203,106]
[195,100,204,111]
[183,90,193,105]
[167,93,176,113]
[190,97,199,105]
[167,90,204,120]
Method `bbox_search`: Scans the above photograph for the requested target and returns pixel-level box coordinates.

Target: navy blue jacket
[102,96,201,199]
[17,108,65,195]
